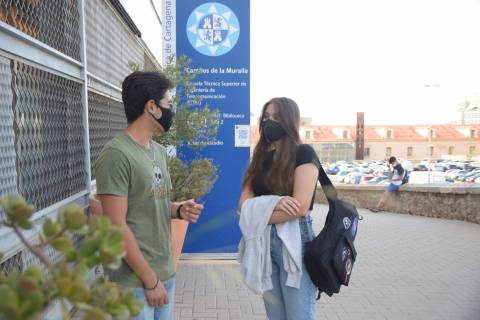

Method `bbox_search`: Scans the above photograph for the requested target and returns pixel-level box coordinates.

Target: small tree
[0,194,142,320]
[130,54,220,201]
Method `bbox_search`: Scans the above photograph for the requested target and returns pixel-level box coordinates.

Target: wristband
[176,204,184,220]
[144,277,159,291]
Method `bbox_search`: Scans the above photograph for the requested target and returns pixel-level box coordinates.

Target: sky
[122,0,480,125]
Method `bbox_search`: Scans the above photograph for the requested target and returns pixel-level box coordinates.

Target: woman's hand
[274,196,300,216]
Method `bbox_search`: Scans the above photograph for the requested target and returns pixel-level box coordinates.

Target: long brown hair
[243,97,301,195]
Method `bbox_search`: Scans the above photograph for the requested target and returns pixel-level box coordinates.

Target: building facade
[0,0,163,316]
[251,123,480,163]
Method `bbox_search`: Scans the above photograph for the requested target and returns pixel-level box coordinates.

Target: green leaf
[110,304,130,320]
[68,282,91,303]
[84,308,109,320]
[1,194,26,213]
[51,237,73,252]
[17,218,33,230]
[42,218,61,238]
[11,205,35,222]
[56,277,72,297]
[79,237,100,257]
[65,250,78,263]
[18,290,43,318]
[85,255,102,268]
[0,284,19,312]
[63,205,87,231]
[23,267,43,283]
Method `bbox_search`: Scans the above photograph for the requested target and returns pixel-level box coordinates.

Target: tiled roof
[250,124,480,144]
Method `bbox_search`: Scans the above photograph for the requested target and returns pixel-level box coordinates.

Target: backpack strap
[318,163,338,201]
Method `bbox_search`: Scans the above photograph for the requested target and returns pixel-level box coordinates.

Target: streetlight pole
[428,125,431,184]
[423,84,440,184]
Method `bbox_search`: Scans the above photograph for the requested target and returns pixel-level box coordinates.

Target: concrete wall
[315,184,480,224]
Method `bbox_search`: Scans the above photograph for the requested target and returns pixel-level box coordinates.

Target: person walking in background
[95,71,204,320]
[237,97,323,320]
[369,156,408,212]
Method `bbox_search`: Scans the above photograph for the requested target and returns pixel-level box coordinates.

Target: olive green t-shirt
[94,131,174,287]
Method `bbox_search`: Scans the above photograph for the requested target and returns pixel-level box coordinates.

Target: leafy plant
[0,194,142,320]
[130,54,220,201]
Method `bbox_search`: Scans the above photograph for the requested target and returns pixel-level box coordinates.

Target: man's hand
[179,199,204,223]
[144,278,168,307]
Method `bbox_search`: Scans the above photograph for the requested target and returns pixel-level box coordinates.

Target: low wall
[315,184,480,224]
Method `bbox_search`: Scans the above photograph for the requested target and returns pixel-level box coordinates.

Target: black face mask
[151,103,174,132]
[262,119,286,142]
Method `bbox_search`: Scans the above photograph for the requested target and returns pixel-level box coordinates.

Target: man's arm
[99,194,168,307]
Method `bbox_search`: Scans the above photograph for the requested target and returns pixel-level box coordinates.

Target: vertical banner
[163,1,250,254]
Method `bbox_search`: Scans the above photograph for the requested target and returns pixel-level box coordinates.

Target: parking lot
[325,160,480,185]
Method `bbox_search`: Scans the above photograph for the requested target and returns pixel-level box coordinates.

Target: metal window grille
[13,61,86,210]
[88,91,126,178]
[0,0,81,60]
[85,0,144,87]
[0,0,161,297]
[0,56,18,221]
[0,251,22,275]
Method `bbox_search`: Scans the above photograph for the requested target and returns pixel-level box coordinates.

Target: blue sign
[164,0,250,254]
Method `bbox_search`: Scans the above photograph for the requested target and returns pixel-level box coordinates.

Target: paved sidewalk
[174,205,480,320]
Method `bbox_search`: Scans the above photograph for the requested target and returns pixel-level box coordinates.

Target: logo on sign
[186,2,240,56]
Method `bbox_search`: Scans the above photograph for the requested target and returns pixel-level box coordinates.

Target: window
[343,130,348,139]
[386,147,392,157]
[386,129,393,139]
[470,129,476,138]
[430,146,434,156]
[407,147,413,157]
[305,131,311,140]
[448,146,455,155]
[364,147,370,157]
[470,146,476,155]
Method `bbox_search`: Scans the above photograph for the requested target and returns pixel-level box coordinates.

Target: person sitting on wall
[369,156,408,212]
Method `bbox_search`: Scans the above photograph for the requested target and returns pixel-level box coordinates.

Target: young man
[369,156,406,212]
[95,71,204,320]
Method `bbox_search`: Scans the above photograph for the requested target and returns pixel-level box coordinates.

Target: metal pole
[78,0,92,192]
[428,126,431,184]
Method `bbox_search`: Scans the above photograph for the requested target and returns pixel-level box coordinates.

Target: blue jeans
[387,182,400,193]
[263,216,317,320]
[133,276,176,320]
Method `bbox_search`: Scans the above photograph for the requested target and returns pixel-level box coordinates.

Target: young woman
[238,97,320,319]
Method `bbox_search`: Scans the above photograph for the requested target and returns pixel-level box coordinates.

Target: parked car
[344,172,364,184]
[325,166,339,175]
[465,172,480,182]
[336,170,352,183]
[431,165,446,172]
[456,171,478,182]
[447,169,467,180]
[365,176,389,184]
[413,164,429,171]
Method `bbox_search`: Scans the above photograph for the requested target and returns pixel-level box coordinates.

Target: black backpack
[304,165,361,299]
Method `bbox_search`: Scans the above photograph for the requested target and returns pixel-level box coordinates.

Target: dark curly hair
[121,71,173,123]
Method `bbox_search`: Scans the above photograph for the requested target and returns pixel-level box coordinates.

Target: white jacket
[237,195,303,294]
